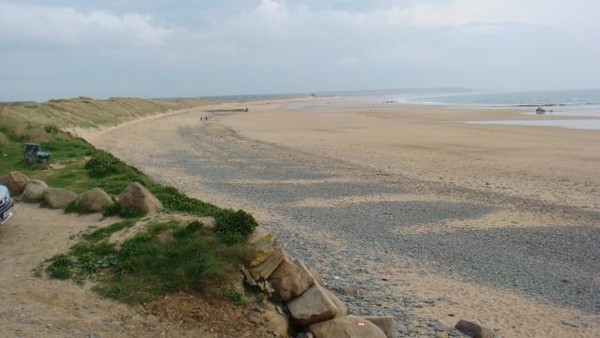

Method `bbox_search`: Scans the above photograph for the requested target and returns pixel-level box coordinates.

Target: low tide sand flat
[83,97,600,337]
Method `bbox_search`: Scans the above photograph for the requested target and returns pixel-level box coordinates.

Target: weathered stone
[247,247,284,281]
[118,182,162,214]
[363,316,395,338]
[77,188,113,212]
[294,258,323,285]
[287,284,346,327]
[323,288,348,316]
[455,320,494,338]
[243,227,284,281]
[268,255,315,302]
[309,315,387,338]
[246,227,278,266]
[20,179,48,203]
[0,171,29,196]
[43,188,77,209]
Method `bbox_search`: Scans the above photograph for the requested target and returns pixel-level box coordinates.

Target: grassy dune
[0,96,259,306]
[0,97,207,139]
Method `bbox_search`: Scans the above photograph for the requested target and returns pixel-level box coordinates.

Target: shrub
[215,209,258,245]
[85,152,120,178]
[150,185,218,215]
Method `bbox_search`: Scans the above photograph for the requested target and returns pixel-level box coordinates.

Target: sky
[1,0,599,101]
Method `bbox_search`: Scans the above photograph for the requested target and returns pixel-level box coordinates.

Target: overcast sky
[1,0,599,101]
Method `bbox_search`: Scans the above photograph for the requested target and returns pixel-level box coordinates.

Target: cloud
[0,3,170,48]
[1,0,599,101]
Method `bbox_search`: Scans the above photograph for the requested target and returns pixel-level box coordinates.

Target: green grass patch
[223,289,250,307]
[83,219,139,242]
[47,220,246,305]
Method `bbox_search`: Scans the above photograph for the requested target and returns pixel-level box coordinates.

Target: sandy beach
[81,97,600,337]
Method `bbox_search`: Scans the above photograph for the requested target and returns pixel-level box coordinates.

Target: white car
[0,184,14,224]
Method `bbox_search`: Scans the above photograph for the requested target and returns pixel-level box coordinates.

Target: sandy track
[0,203,195,338]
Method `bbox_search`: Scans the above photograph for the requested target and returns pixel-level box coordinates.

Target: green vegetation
[48,220,247,305]
[0,97,259,307]
[223,288,250,307]
[83,218,138,242]
[215,209,259,245]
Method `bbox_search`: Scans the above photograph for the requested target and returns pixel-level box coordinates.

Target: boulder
[287,284,347,327]
[244,227,284,281]
[43,188,77,209]
[0,171,29,196]
[309,315,387,338]
[363,316,395,338]
[247,247,284,281]
[77,188,113,212]
[118,182,162,214]
[20,179,49,203]
[455,320,494,338]
[294,258,323,285]
[268,255,315,302]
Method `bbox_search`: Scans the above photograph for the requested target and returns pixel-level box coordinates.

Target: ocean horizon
[388,89,600,131]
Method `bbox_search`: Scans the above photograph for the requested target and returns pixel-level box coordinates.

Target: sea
[392,89,600,130]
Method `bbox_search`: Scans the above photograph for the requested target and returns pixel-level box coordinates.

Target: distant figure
[535,106,546,115]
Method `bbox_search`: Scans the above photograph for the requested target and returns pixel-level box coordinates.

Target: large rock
[20,179,49,203]
[287,284,347,327]
[294,257,323,285]
[244,227,284,281]
[118,182,162,214]
[268,255,315,302]
[0,171,29,196]
[43,188,77,209]
[455,320,494,338]
[309,315,387,338]
[77,188,113,212]
[247,247,284,281]
[363,316,396,338]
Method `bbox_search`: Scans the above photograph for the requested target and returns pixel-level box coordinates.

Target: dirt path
[0,202,275,338]
[0,203,165,338]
